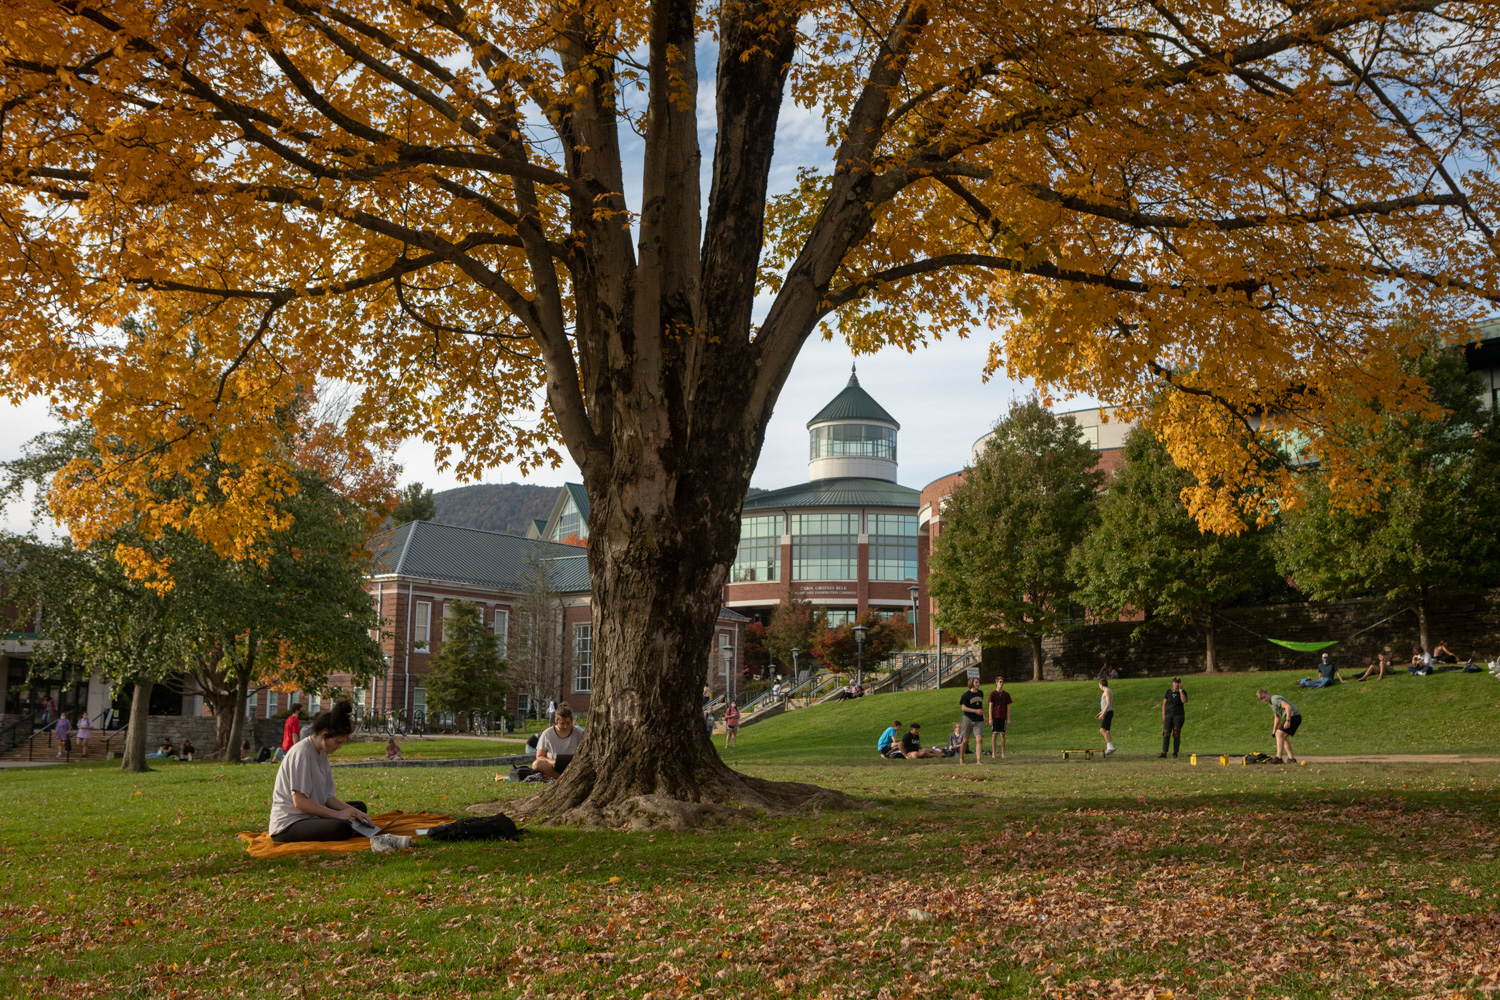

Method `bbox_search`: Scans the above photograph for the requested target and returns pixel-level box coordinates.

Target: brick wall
[984,591,1499,680]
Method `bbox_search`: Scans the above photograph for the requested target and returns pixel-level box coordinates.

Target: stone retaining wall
[138,716,286,756]
[985,590,1498,680]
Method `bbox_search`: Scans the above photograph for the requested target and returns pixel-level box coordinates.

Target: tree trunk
[224,673,251,764]
[1415,586,1431,654]
[508,461,855,830]
[1029,636,1045,682]
[120,680,153,772]
[1203,616,1218,674]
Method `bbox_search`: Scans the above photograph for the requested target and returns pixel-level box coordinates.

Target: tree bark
[223,669,251,764]
[1415,586,1431,654]
[1203,616,1218,674]
[120,680,153,772]
[1030,636,1045,682]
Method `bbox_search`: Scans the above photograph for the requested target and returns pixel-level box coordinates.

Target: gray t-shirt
[1270,694,1300,718]
[535,725,580,761]
[269,738,336,835]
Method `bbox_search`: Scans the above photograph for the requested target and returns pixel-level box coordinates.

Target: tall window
[730,515,782,582]
[266,690,278,716]
[413,601,431,645]
[809,423,897,461]
[245,690,257,718]
[493,608,509,657]
[869,514,919,581]
[791,513,858,580]
[413,687,427,717]
[573,623,593,693]
[553,494,585,541]
[307,692,320,714]
[822,609,856,627]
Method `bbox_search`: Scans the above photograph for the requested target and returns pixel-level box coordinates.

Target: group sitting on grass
[877,720,946,759]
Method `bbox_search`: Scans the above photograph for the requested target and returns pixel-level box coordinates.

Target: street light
[853,624,869,688]
[790,647,802,705]
[720,646,733,708]
[905,585,920,694]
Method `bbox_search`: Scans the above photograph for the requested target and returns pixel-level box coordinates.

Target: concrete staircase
[1,726,129,763]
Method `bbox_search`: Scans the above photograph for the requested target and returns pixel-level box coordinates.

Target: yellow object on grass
[237,811,451,858]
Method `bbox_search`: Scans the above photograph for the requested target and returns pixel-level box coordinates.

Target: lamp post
[853,624,869,688]
[935,627,943,690]
[721,646,733,708]
[790,647,802,706]
[905,585,920,694]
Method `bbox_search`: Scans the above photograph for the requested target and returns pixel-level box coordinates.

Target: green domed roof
[806,368,899,429]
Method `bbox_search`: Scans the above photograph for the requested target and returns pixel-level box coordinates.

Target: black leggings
[1162,714,1185,754]
[271,801,369,843]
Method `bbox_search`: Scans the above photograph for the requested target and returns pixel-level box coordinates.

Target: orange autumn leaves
[3,0,1500,559]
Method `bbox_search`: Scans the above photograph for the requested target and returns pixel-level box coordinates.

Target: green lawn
[1,672,1497,999]
[735,667,1499,762]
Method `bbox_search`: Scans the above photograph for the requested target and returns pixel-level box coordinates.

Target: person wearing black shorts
[1257,689,1302,762]
[1096,678,1116,755]
[1159,677,1187,758]
[987,676,1012,759]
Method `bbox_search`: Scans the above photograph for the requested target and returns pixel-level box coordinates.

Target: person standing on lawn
[1257,689,1302,763]
[282,703,302,756]
[723,701,740,748]
[1159,677,1186,758]
[958,677,985,764]
[987,676,1012,758]
[1096,678,1116,755]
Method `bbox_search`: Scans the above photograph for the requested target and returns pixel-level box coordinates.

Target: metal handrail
[0,708,41,757]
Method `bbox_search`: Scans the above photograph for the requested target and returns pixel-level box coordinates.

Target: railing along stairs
[0,708,127,764]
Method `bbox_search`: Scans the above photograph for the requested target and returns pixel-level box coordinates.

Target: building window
[730,515,782,582]
[809,423,897,461]
[822,609,856,627]
[791,513,858,580]
[517,692,531,716]
[245,690,258,718]
[869,513,918,581]
[307,692,320,714]
[413,687,427,717]
[493,608,509,657]
[573,623,593,693]
[266,690,278,716]
[553,494,586,542]
[413,601,431,646]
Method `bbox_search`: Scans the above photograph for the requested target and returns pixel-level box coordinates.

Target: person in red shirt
[282,703,302,754]
[987,677,1013,759]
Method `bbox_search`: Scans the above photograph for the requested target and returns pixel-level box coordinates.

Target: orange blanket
[237,811,452,858]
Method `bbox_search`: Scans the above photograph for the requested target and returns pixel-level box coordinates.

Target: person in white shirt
[1096,678,1116,755]
[533,705,581,781]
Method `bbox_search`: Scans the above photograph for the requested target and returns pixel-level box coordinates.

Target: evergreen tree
[424,601,508,724]
[1070,428,1285,672]
[928,400,1102,680]
[392,482,437,524]
[1273,344,1500,652]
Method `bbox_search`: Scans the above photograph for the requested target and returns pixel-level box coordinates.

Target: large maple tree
[4,0,1500,825]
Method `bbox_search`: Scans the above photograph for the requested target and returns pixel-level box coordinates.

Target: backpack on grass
[425,813,524,843]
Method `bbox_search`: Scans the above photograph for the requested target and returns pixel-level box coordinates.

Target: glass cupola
[806,367,900,482]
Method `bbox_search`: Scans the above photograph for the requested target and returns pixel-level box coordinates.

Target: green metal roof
[741,477,919,511]
[372,521,591,593]
[806,369,900,429]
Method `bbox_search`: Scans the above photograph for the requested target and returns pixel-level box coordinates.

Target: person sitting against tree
[1355,651,1392,682]
[532,705,581,781]
[899,722,944,759]
[1297,652,1345,688]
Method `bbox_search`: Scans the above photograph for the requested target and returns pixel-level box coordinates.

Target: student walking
[723,701,740,748]
[958,678,985,764]
[987,677,1012,759]
[1096,678,1116,755]
[1257,689,1302,763]
[75,712,92,754]
[1159,677,1186,758]
[53,713,72,758]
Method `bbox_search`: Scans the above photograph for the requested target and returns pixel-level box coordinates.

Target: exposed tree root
[471,765,864,831]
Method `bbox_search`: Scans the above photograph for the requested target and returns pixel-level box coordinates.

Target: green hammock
[1266,639,1339,653]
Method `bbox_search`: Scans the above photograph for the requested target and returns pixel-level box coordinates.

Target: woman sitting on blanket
[268,700,374,843]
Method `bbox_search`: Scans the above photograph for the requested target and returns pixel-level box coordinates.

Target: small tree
[811,612,911,676]
[929,400,1103,681]
[764,591,821,678]
[1273,344,1500,651]
[424,601,508,725]
[507,548,566,721]
[392,483,437,524]
[1070,428,1286,672]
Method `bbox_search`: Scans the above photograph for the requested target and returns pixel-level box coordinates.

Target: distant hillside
[433,484,561,536]
[434,482,770,536]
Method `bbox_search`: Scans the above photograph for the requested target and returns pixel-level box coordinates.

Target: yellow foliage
[2,0,1498,547]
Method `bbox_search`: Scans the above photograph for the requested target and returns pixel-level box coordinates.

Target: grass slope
[733,668,1499,762]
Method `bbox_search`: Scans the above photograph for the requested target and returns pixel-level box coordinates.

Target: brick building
[355,520,746,720]
[721,368,924,630]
